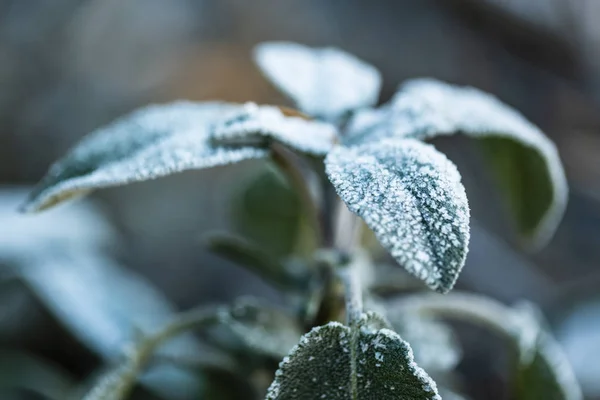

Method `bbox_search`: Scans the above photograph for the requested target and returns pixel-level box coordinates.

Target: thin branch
[83,306,223,400]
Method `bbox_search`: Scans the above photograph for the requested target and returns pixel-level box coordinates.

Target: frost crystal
[254,42,382,120]
[325,138,470,293]
[22,102,266,212]
[345,78,567,247]
[212,102,338,155]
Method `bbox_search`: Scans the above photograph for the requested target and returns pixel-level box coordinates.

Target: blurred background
[1,0,599,399]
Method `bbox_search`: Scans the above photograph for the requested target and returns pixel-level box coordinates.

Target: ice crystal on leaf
[266,321,440,400]
[345,78,567,247]
[21,102,266,213]
[212,102,338,155]
[326,138,470,293]
[254,42,381,120]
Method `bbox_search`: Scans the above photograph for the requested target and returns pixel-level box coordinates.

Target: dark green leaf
[266,320,440,399]
[233,165,303,259]
[204,233,308,291]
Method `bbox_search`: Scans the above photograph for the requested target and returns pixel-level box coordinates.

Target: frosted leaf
[212,103,338,155]
[254,42,381,120]
[265,321,440,399]
[213,298,302,359]
[21,102,267,213]
[325,139,470,293]
[345,78,567,247]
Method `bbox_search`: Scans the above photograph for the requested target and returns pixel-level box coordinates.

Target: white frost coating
[212,102,338,155]
[254,42,382,120]
[326,138,470,293]
[345,78,567,247]
[22,102,267,213]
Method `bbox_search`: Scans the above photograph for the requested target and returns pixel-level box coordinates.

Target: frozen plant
[22,42,579,399]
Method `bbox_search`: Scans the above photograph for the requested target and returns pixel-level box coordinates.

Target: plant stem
[271,143,323,247]
[387,293,538,349]
[338,267,363,328]
[332,200,361,254]
[83,306,223,400]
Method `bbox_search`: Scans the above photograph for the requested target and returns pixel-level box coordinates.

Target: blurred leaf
[254,42,381,120]
[386,312,461,373]
[204,233,308,291]
[265,320,440,399]
[212,298,302,360]
[346,78,567,247]
[0,349,74,400]
[22,102,267,212]
[212,103,338,155]
[1,190,209,399]
[233,165,303,259]
[388,294,582,400]
[514,305,582,400]
[325,139,470,293]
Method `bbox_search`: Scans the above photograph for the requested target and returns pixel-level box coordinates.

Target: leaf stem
[83,306,223,400]
[338,259,363,328]
[271,143,323,246]
[387,292,538,351]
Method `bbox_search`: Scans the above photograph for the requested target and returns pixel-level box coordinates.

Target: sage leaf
[387,313,461,373]
[265,321,440,399]
[254,42,381,120]
[212,103,338,155]
[347,78,567,247]
[215,298,302,359]
[516,330,583,400]
[513,305,582,400]
[204,233,308,291]
[0,349,74,400]
[233,165,303,259]
[22,102,267,213]
[325,139,470,293]
[1,190,210,398]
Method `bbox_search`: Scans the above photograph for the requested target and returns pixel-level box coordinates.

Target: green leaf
[254,42,381,120]
[212,103,338,155]
[265,320,440,399]
[233,165,303,259]
[513,305,582,400]
[326,139,470,293]
[386,313,461,373]
[346,78,567,247]
[387,294,582,400]
[21,102,267,212]
[516,330,582,400]
[204,233,308,291]
[1,190,210,399]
